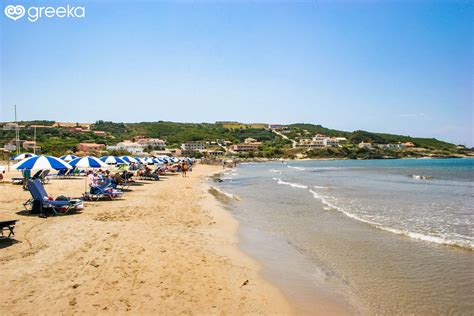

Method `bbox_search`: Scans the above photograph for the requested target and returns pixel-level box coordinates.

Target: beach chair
[0,220,18,238]
[24,179,83,215]
[39,170,50,184]
[138,170,160,181]
[83,184,123,201]
[11,177,24,184]
[11,169,40,185]
[50,168,67,178]
[112,173,132,190]
[61,169,74,178]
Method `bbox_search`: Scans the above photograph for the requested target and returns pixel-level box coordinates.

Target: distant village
[0,121,467,160]
[1,121,270,157]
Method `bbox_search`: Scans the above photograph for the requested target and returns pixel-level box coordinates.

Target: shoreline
[208,167,355,315]
[0,164,293,314]
[231,155,473,164]
[211,160,474,314]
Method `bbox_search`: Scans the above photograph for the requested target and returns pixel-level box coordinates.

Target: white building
[296,134,339,148]
[181,142,205,151]
[115,142,145,154]
[358,142,372,149]
[376,143,405,150]
[4,143,16,151]
[326,138,339,147]
[136,138,166,149]
[3,123,20,131]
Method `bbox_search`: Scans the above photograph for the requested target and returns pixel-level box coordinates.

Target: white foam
[310,167,341,171]
[287,166,306,171]
[411,174,432,180]
[313,185,330,189]
[273,178,308,189]
[269,169,282,174]
[307,190,473,250]
[210,186,240,200]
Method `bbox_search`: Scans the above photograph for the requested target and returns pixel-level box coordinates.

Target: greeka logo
[4,4,85,22]
[4,5,25,21]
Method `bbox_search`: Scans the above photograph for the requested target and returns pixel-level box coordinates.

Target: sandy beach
[0,164,292,315]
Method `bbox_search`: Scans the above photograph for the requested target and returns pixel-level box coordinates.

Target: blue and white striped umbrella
[159,156,171,163]
[134,157,146,163]
[59,154,78,162]
[142,157,155,164]
[11,153,37,161]
[69,156,108,169]
[153,158,164,164]
[13,155,72,170]
[100,156,128,165]
[120,156,139,164]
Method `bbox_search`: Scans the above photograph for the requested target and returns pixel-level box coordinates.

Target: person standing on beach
[182,162,188,177]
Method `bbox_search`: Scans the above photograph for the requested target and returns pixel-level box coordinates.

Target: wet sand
[0,164,292,314]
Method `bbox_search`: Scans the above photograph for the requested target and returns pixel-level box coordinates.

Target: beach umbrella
[120,156,138,164]
[134,157,146,164]
[11,153,37,161]
[160,156,171,163]
[69,156,108,193]
[100,156,128,165]
[153,158,165,165]
[142,157,155,165]
[12,155,72,171]
[59,154,78,162]
[69,156,108,169]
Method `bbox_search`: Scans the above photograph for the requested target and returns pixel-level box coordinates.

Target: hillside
[0,120,466,159]
[287,123,457,150]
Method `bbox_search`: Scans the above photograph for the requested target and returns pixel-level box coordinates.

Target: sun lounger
[50,168,75,178]
[24,179,83,215]
[50,168,67,177]
[38,170,50,184]
[11,170,37,185]
[138,170,160,181]
[0,220,18,238]
[11,177,24,184]
[12,170,50,185]
[83,184,123,201]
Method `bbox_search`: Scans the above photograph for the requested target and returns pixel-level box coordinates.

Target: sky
[1,0,472,146]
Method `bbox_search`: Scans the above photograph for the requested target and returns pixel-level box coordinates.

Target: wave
[308,190,473,250]
[313,185,331,189]
[273,178,308,189]
[287,166,306,171]
[269,169,282,174]
[309,167,343,171]
[288,165,343,172]
[411,174,433,180]
[209,186,240,200]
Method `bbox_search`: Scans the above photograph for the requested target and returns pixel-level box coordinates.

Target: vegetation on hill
[0,120,468,159]
[287,124,457,150]
[93,121,278,148]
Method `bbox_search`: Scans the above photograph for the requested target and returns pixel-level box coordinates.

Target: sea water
[213,158,474,314]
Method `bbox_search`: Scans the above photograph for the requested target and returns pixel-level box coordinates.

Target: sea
[211,158,474,315]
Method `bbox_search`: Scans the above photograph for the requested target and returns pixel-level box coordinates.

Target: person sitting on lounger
[100,174,111,187]
[87,171,100,194]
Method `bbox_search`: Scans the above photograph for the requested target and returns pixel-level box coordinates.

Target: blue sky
[1,0,472,146]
